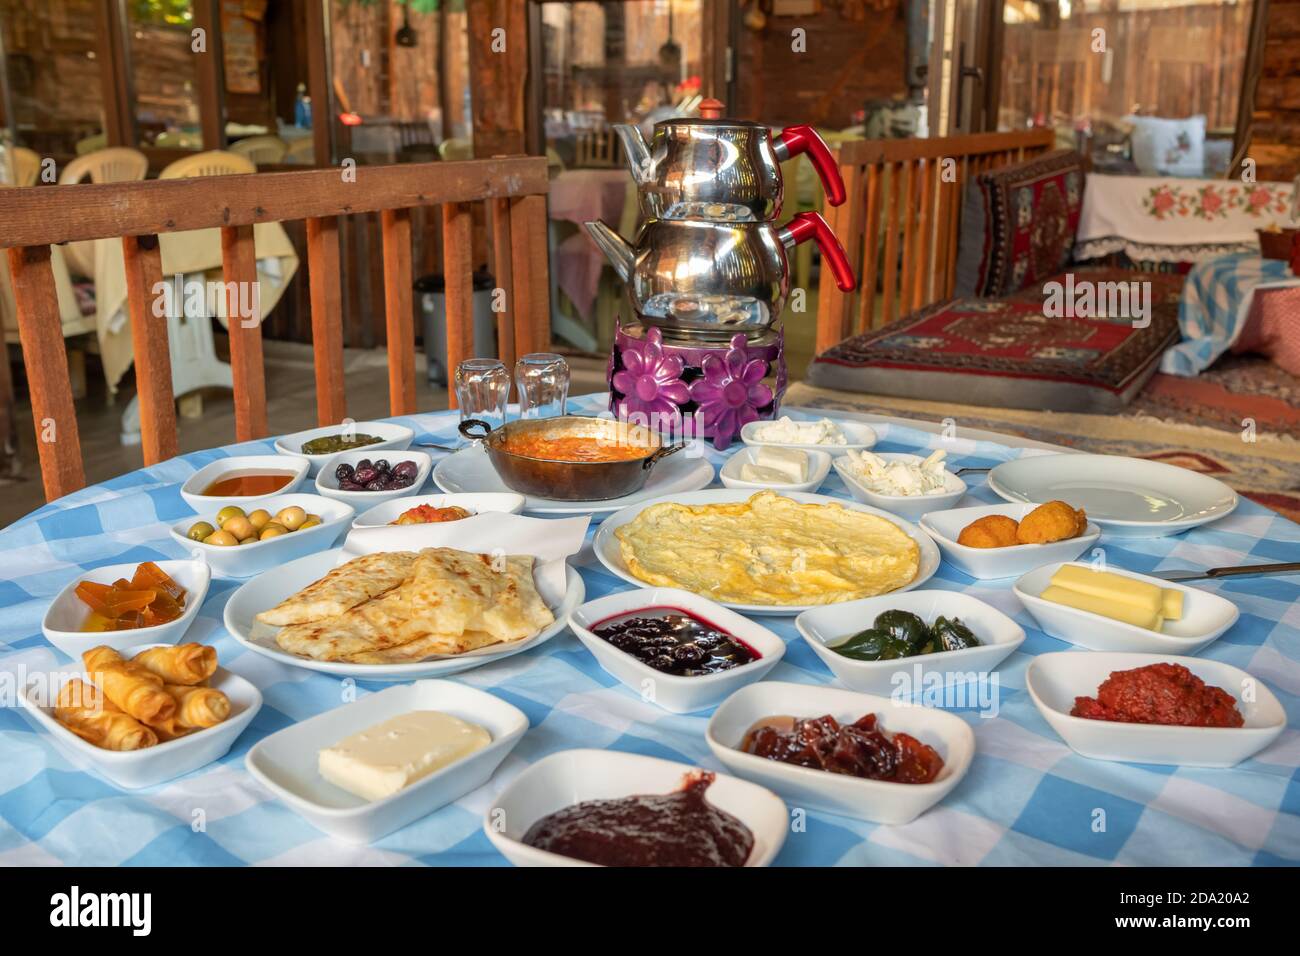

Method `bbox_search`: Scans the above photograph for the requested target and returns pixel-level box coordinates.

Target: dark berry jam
[591,607,759,677]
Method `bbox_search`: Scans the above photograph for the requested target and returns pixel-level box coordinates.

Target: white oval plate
[314,449,433,506]
[592,489,940,616]
[1025,651,1285,767]
[482,749,788,867]
[223,547,584,680]
[179,454,310,514]
[432,442,715,515]
[988,454,1237,537]
[275,421,415,477]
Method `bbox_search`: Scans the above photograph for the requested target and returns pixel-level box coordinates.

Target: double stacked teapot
[585,99,856,341]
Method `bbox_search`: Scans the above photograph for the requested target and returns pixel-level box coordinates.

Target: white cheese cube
[752,446,809,482]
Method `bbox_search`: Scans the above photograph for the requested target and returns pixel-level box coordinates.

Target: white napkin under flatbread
[340,512,590,606]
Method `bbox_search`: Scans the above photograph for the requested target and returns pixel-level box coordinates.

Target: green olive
[222,515,256,540]
[186,521,215,542]
[276,506,307,531]
[238,535,259,545]
[247,509,271,531]
[298,517,322,531]
[203,530,239,547]
[215,505,246,525]
[259,524,288,540]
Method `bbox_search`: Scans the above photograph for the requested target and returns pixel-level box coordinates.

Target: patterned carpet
[786,355,1300,522]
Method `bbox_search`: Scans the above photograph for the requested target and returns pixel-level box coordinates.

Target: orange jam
[76,562,187,632]
[200,470,297,497]
[501,434,653,463]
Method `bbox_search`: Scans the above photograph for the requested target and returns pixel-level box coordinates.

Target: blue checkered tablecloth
[1,394,1297,867]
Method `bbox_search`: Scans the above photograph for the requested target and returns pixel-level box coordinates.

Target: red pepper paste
[1071,663,1244,728]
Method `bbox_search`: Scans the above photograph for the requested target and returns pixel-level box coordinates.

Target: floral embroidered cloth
[1076,174,1299,264]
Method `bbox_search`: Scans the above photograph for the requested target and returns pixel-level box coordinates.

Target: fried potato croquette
[1016,500,1087,545]
[957,514,1021,549]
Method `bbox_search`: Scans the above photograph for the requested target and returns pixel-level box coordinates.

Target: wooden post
[306,216,347,425]
[442,202,475,407]
[305,0,334,167]
[193,0,227,151]
[466,0,528,157]
[508,194,549,357]
[220,225,268,441]
[7,246,85,499]
[381,207,416,415]
[489,197,517,372]
[121,235,178,464]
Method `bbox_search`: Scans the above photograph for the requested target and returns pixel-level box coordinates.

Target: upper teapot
[614,98,846,223]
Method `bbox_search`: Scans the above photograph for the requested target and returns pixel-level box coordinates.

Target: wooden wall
[733,2,908,129]
[1250,0,1300,180]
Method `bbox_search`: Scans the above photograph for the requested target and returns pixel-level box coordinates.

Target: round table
[1,393,1296,866]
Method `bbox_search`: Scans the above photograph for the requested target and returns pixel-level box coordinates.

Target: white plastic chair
[228,135,288,166]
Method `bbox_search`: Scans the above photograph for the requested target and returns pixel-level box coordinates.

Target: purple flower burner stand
[607,322,788,449]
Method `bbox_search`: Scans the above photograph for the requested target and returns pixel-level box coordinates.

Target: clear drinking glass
[515,353,570,420]
[454,358,511,429]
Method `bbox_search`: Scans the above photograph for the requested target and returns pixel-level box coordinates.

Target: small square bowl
[706,681,975,825]
[179,454,310,514]
[483,749,788,867]
[314,449,433,505]
[17,642,262,790]
[740,418,877,457]
[567,587,786,714]
[41,559,211,660]
[1013,561,1239,655]
[169,493,355,578]
[719,447,832,493]
[245,679,528,844]
[351,492,526,528]
[795,589,1025,696]
[919,502,1101,580]
[275,421,415,477]
[833,453,967,522]
[1025,651,1285,767]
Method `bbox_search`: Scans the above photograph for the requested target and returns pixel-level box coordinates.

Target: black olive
[334,463,354,481]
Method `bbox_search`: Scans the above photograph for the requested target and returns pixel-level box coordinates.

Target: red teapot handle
[779,212,856,292]
[774,125,846,206]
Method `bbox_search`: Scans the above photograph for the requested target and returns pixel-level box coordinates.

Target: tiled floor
[1,342,609,528]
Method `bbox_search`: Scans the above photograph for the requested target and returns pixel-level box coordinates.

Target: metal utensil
[1149,562,1300,583]
[954,467,991,476]
[417,442,462,452]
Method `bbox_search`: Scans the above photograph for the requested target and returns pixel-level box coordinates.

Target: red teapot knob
[698,98,725,119]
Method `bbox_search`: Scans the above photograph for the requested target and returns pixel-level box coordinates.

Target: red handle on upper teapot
[774,125,846,207]
[780,212,856,292]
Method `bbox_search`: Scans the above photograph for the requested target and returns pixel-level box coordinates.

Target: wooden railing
[815,129,1056,353]
[0,156,551,503]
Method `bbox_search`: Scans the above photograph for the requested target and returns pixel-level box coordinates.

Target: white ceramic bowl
[1014,561,1239,655]
[920,501,1101,580]
[41,559,211,660]
[245,679,528,844]
[351,492,527,528]
[795,590,1025,696]
[719,447,832,493]
[483,749,788,867]
[275,421,415,477]
[706,681,975,824]
[1025,651,1285,767]
[567,587,786,714]
[314,449,433,505]
[17,643,262,790]
[740,417,877,457]
[179,454,310,514]
[169,493,355,578]
[833,453,967,522]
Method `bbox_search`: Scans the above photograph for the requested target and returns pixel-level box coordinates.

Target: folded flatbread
[255,551,420,626]
[271,548,555,663]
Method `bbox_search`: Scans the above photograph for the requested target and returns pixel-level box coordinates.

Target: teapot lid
[654,98,765,130]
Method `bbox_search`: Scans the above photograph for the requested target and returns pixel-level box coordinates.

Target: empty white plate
[1025,651,1285,767]
[988,454,1237,537]
[432,443,715,516]
[591,489,940,616]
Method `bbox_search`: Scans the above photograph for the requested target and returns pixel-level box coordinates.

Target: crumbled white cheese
[840,449,950,497]
[750,416,847,445]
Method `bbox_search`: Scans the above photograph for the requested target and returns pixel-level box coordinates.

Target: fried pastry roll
[54,679,158,751]
[82,646,175,725]
[164,683,230,729]
[132,643,218,685]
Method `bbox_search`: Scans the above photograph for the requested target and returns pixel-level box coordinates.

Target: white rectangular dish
[719,446,832,493]
[351,492,526,528]
[17,643,261,790]
[314,449,432,505]
[1014,560,1239,654]
[739,417,877,456]
[1025,651,1285,767]
[706,681,975,824]
[919,502,1100,580]
[482,749,788,866]
[179,455,310,513]
[833,453,966,522]
[795,590,1025,696]
[246,679,527,844]
[274,421,415,477]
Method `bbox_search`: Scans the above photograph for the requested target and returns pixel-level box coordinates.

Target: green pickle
[832,611,982,661]
[301,433,382,455]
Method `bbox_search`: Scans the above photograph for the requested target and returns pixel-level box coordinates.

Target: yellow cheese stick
[1161,588,1184,621]
[1040,585,1164,631]
[1049,565,1163,615]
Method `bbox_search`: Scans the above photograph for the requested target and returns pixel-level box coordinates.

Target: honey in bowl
[200,470,298,497]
